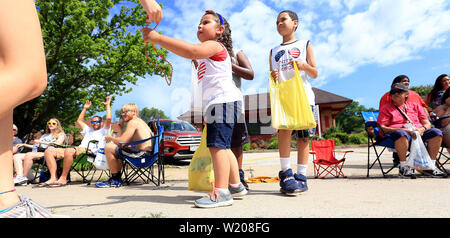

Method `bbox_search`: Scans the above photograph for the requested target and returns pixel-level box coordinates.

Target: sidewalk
[14,145,450,218]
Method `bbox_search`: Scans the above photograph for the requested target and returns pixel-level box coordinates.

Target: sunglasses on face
[91,120,101,124]
[47,122,57,126]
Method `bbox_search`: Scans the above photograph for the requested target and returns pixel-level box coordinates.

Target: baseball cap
[389,82,409,96]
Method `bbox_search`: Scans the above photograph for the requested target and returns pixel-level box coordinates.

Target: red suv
[148,119,202,160]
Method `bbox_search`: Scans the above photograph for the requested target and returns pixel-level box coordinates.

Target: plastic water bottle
[32,144,38,153]
[367,117,375,134]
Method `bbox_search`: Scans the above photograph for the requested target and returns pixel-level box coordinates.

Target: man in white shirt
[41,97,112,187]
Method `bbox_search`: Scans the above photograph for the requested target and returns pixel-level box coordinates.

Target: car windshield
[160,121,197,132]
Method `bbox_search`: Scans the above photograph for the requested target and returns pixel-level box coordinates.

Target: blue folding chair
[361,111,400,177]
[120,120,165,186]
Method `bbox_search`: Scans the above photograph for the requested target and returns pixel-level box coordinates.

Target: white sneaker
[422,168,448,178]
[399,166,416,179]
[14,176,28,185]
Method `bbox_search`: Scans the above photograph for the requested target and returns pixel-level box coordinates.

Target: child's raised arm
[141,28,223,60]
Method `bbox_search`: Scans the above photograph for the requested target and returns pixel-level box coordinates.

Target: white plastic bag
[406,131,436,170]
[93,142,109,170]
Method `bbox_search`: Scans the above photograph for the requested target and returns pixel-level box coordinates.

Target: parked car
[148,119,201,160]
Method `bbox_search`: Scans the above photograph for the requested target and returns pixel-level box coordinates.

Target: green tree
[335,101,377,133]
[114,107,168,122]
[13,0,170,137]
[410,85,432,98]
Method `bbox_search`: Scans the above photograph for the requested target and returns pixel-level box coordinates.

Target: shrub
[243,143,252,151]
[348,133,368,145]
[268,139,278,149]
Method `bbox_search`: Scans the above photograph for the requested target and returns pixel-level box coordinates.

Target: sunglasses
[205,10,224,25]
[91,120,101,124]
[47,122,57,126]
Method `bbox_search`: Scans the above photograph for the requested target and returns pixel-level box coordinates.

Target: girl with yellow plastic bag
[269,10,318,196]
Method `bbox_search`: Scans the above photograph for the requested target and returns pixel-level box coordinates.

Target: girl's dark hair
[441,86,450,105]
[428,74,449,104]
[391,74,409,87]
[219,16,233,58]
[278,10,299,31]
[204,11,233,58]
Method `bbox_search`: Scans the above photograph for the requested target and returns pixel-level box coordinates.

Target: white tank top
[270,40,315,105]
[197,45,243,113]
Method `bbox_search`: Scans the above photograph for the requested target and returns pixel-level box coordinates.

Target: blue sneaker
[279,168,300,196]
[228,183,248,198]
[294,173,308,192]
[194,189,234,208]
[95,178,123,188]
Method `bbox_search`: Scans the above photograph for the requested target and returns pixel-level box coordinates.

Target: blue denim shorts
[389,128,442,143]
[205,101,241,149]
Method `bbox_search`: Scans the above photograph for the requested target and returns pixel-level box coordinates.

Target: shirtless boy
[95,103,154,187]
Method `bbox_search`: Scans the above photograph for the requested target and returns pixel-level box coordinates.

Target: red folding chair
[310,139,353,178]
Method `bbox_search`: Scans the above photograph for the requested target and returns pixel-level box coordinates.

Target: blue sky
[111,0,450,120]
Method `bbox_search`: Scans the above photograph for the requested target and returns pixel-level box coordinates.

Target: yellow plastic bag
[269,62,316,130]
[188,126,214,191]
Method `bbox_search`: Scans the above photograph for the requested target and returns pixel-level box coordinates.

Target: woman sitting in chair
[13,118,66,185]
[432,87,450,152]
[378,83,445,178]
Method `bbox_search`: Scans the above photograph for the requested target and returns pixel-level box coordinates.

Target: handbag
[188,126,214,191]
[269,62,316,130]
[406,131,436,170]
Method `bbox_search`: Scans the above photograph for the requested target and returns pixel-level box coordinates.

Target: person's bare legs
[22,152,43,177]
[105,143,122,174]
[395,136,409,162]
[209,147,240,189]
[0,112,19,210]
[56,148,77,185]
[0,0,47,212]
[13,153,26,177]
[296,138,309,166]
[231,147,243,170]
[44,148,60,184]
[426,136,442,161]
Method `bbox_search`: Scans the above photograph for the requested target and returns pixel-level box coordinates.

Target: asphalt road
[14,145,450,218]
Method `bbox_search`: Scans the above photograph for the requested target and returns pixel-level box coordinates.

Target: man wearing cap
[378,83,446,178]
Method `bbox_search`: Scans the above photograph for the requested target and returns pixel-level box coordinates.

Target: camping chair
[361,111,401,177]
[70,140,99,183]
[431,116,450,175]
[120,120,165,186]
[310,139,353,178]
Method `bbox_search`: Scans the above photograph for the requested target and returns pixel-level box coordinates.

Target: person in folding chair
[378,83,446,178]
[42,97,112,187]
[431,87,450,173]
[13,118,66,185]
[95,103,154,188]
[379,75,430,167]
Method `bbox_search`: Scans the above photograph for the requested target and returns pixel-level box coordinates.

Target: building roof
[178,88,353,120]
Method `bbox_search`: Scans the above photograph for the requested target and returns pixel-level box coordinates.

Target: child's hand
[292,60,307,71]
[140,27,160,44]
[271,69,279,82]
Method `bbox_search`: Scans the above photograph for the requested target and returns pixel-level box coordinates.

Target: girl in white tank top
[142,10,246,208]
